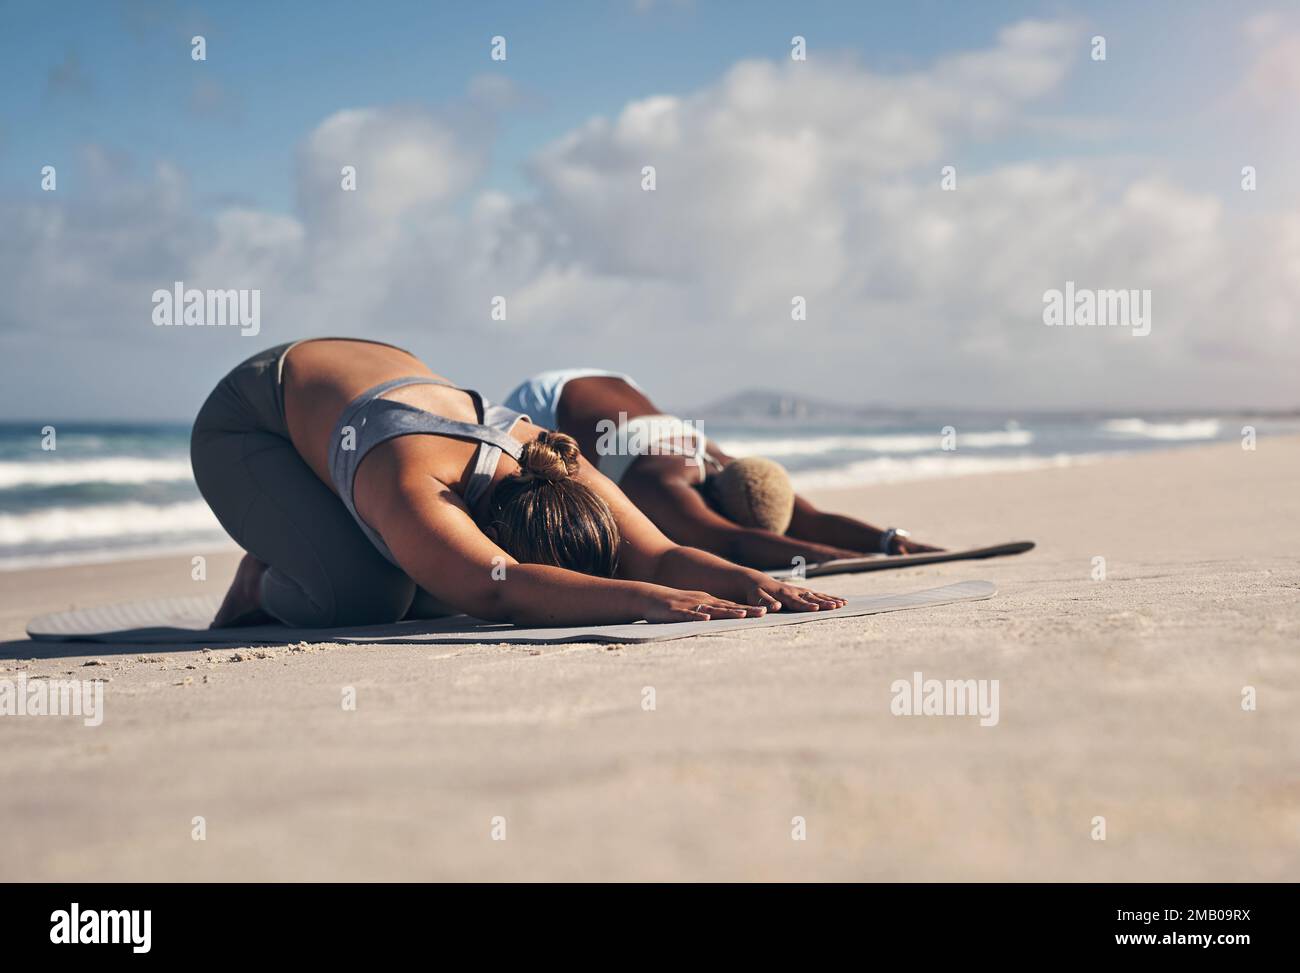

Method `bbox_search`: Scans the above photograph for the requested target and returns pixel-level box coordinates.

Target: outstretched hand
[646,547,847,619]
[736,576,846,613]
[639,587,768,623]
[893,537,944,555]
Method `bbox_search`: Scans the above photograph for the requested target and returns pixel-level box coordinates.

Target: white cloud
[1239,11,1300,107]
[297,106,485,225]
[2,18,1297,414]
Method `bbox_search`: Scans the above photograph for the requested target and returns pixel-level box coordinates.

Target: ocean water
[0,423,219,571]
[0,414,1294,570]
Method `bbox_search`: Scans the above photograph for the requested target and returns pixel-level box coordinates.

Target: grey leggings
[190,343,419,627]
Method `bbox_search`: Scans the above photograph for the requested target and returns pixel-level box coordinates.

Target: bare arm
[788,497,942,554]
[788,495,888,552]
[703,444,941,555]
[575,457,846,613]
[622,461,861,569]
[374,473,763,625]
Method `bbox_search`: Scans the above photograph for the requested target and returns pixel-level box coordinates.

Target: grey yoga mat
[766,540,1034,579]
[26,580,996,646]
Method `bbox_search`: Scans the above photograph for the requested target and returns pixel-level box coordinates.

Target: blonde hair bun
[712,457,795,533]
[518,430,581,482]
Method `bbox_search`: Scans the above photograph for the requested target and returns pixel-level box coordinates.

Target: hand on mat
[696,565,845,613]
[641,588,768,623]
[747,578,846,612]
[894,538,944,555]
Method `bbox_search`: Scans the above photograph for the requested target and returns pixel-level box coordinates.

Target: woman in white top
[504,369,942,570]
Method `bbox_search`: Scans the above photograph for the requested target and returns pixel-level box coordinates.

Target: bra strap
[358,378,523,461]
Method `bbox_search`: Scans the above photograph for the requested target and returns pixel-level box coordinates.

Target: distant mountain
[688,389,1300,425]
[692,389,904,423]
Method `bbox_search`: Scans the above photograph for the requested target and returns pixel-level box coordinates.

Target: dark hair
[487,431,620,576]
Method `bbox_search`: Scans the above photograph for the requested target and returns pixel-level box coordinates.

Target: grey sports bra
[328,376,528,567]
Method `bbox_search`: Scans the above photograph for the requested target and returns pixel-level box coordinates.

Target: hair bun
[518,431,581,482]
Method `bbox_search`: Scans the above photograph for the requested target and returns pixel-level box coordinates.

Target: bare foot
[211,553,273,628]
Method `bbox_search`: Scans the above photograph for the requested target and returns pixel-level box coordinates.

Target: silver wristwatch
[880,527,910,554]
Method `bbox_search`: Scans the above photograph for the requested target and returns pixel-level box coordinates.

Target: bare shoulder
[510,417,548,443]
[560,375,657,423]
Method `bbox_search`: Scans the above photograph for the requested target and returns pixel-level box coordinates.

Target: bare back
[280,339,531,512]
[556,377,661,462]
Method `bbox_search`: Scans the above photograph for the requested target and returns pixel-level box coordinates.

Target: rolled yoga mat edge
[26,580,997,646]
[766,540,1035,579]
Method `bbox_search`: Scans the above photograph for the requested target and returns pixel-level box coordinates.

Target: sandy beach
[1,437,1296,882]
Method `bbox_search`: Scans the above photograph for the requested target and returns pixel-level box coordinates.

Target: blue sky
[1,1,1297,418]
[2,0,1260,209]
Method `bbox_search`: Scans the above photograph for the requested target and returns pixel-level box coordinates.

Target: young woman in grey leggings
[190,338,844,628]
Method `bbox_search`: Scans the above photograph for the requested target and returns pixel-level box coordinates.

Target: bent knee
[262,566,414,628]
[330,573,416,627]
